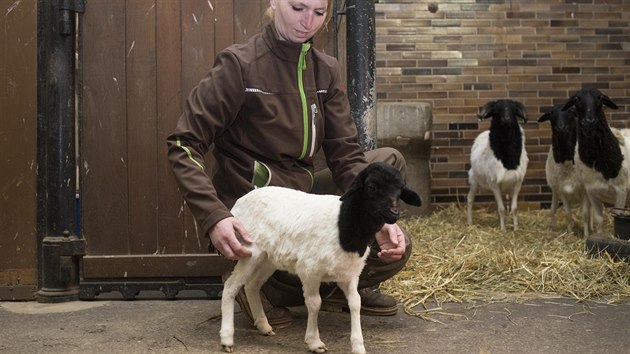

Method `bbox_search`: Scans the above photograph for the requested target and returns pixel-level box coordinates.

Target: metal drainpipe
[36,0,86,303]
[346,0,377,151]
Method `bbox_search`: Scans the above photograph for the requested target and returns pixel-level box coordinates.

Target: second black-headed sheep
[467,99,529,231]
[563,88,630,236]
[538,104,586,233]
[220,162,421,354]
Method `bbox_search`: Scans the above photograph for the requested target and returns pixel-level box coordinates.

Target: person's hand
[374,223,406,262]
[208,217,253,260]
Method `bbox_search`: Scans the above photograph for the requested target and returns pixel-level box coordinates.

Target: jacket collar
[263,22,313,63]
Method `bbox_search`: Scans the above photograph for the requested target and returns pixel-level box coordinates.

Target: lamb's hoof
[221,344,234,353]
[352,346,367,354]
[261,329,276,336]
[254,320,275,336]
[306,339,328,353]
[310,345,328,353]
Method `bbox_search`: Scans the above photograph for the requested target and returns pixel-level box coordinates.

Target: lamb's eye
[367,183,377,193]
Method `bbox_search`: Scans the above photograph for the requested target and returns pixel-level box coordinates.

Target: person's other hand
[374,223,405,262]
[208,217,253,260]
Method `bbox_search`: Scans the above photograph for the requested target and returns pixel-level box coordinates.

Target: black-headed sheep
[538,104,587,233]
[219,162,421,354]
[467,100,529,231]
[563,88,630,237]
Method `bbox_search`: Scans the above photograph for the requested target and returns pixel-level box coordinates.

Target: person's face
[270,0,328,43]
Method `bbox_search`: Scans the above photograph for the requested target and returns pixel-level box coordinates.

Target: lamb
[562,88,630,237]
[467,99,529,231]
[219,162,422,354]
[537,104,587,233]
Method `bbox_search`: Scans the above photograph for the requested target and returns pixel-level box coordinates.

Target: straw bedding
[382,205,630,318]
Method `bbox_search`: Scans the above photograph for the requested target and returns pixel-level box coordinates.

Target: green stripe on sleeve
[176,137,205,171]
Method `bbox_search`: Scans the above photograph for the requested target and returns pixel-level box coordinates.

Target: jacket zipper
[309,103,317,158]
[297,42,311,160]
[296,43,314,190]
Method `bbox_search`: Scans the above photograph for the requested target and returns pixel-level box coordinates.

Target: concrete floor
[1,296,629,353]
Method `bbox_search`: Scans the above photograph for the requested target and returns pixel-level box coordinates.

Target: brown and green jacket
[166,23,367,237]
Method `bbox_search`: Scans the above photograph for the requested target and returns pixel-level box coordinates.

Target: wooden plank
[0,269,37,286]
[156,0,185,254]
[181,0,216,95]
[126,0,159,254]
[0,266,37,300]
[81,0,129,255]
[314,16,336,57]
[0,0,38,290]
[214,0,235,53]
[0,286,36,301]
[82,254,234,278]
[180,0,217,253]
[234,0,264,43]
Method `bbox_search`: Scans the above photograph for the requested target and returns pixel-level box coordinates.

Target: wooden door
[79,0,337,299]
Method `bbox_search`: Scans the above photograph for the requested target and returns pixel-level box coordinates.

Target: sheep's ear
[401,186,422,207]
[537,111,552,123]
[477,101,494,120]
[340,181,362,201]
[562,95,577,111]
[515,102,528,123]
[601,93,619,110]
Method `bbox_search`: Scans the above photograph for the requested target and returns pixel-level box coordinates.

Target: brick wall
[374,0,630,211]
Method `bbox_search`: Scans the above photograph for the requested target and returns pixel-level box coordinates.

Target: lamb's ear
[515,102,528,123]
[601,93,619,110]
[340,181,362,201]
[562,95,577,111]
[400,186,422,207]
[537,111,551,123]
[477,101,494,120]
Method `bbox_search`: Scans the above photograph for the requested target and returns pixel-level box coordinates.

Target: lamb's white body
[467,129,529,230]
[220,187,368,354]
[544,147,587,233]
[576,127,630,235]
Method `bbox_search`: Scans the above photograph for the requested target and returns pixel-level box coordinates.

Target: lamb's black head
[562,88,618,128]
[478,99,528,125]
[537,104,577,132]
[477,100,528,170]
[537,104,578,164]
[340,162,421,224]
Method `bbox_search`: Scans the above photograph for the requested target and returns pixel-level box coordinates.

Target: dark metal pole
[36,0,86,303]
[346,0,376,150]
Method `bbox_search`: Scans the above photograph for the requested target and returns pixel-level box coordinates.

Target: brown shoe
[321,286,399,316]
[235,289,293,329]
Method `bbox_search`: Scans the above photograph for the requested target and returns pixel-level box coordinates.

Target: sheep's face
[341,163,421,224]
[537,104,576,133]
[562,88,618,128]
[478,99,528,125]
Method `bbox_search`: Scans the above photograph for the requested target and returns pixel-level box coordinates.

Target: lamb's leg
[301,278,327,353]
[337,279,366,354]
[589,194,605,235]
[244,260,277,336]
[581,196,592,237]
[467,182,478,226]
[510,182,522,231]
[550,190,559,228]
[220,260,258,352]
[614,190,628,209]
[560,194,573,234]
[489,186,506,231]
